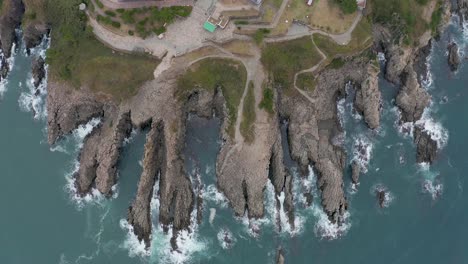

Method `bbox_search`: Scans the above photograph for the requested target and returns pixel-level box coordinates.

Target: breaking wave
[0,42,17,96]
[121,177,207,264]
[371,184,395,208]
[18,35,50,120]
[352,136,374,173]
[217,228,236,249]
[418,163,443,200]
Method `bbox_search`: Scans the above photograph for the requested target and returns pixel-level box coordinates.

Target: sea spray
[18,35,51,119]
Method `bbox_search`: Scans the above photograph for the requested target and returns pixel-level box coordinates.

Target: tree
[336,0,357,14]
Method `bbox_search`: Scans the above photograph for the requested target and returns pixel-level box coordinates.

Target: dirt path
[264,10,363,46]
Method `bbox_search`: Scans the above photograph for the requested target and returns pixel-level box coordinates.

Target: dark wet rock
[46,81,104,145]
[414,126,438,164]
[283,173,295,229]
[128,120,165,248]
[23,23,48,52]
[396,65,431,123]
[0,55,8,80]
[413,41,433,81]
[376,190,386,208]
[276,248,285,264]
[304,192,313,207]
[0,0,24,58]
[351,160,360,184]
[447,42,461,72]
[31,56,45,88]
[454,0,468,23]
[354,64,381,129]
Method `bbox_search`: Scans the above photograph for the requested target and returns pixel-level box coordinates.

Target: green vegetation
[115,6,192,38]
[430,1,443,34]
[296,73,316,92]
[240,81,256,144]
[45,0,158,101]
[104,10,116,17]
[313,18,372,57]
[177,59,247,138]
[97,14,121,28]
[261,37,322,92]
[254,28,270,45]
[329,57,346,69]
[95,0,104,9]
[334,0,357,14]
[259,85,274,115]
[371,0,433,44]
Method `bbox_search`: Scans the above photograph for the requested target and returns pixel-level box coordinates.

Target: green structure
[203,21,217,33]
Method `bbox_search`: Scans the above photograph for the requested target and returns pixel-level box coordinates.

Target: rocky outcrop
[23,23,48,52]
[278,56,370,223]
[350,160,360,184]
[454,0,468,23]
[414,126,438,164]
[447,42,461,72]
[31,56,45,89]
[128,120,165,247]
[376,190,386,208]
[395,65,431,123]
[0,0,24,58]
[354,64,381,129]
[276,248,285,264]
[75,111,133,195]
[46,81,104,145]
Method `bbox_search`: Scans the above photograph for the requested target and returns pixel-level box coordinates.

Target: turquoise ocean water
[1,20,468,263]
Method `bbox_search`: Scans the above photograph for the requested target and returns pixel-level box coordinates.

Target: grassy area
[22,0,47,28]
[261,37,322,92]
[309,0,358,34]
[296,73,316,92]
[259,84,274,115]
[240,81,256,144]
[254,28,270,45]
[370,0,436,44]
[91,1,192,38]
[177,59,247,138]
[45,0,158,101]
[313,17,373,57]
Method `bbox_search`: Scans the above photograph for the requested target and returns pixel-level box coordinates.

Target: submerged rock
[354,64,381,129]
[376,190,386,208]
[31,56,45,89]
[414,126,438,164]
[447,42,461,72]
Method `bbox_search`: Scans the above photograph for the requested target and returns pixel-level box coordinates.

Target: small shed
[203,21,217,33]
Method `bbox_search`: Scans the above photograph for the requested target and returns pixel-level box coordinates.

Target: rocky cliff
[0,0,24,81]
[447,42,461,71]
[278,56,372,223]
[354,64,381,129]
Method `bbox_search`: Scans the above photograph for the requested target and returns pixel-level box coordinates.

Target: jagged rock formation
[351,160,360,184]
[0,0,24,58]
[354,64,381,129]
[23,22,48,53]
[47,82,104,145]
[128,120,165,247]
[376,190,386,208]
[447,42,461,72]
[31,56,45,89]
[0,0,25,81]
[396,65,431,123]
[414,126,438,164]
[276,248,285,264]
[75,110,133,195]
[278,57,371,223]
[454,0,468,23]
